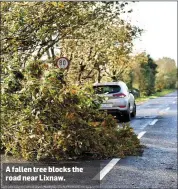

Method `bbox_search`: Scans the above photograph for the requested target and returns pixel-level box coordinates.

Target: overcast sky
[123,2,177,65]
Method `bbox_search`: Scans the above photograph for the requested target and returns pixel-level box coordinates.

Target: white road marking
[137,131,146,139]
[139,118,157,129]
[159,106,170,114]
[139,122,149,130]
[165,107,170,111]
[93,158,120,180]
[149,119,158,126]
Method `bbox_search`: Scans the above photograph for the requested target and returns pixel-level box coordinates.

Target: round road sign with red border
[56,57,70,69]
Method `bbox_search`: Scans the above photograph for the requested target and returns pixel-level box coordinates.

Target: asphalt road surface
[1,91,177,189]
[100,91,177,188]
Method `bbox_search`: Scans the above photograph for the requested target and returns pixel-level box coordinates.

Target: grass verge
[136,89,176,104]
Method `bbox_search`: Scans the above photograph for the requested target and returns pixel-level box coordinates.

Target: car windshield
[94,85,121,94]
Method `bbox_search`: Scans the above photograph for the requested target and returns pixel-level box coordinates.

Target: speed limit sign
[56,57,70,69]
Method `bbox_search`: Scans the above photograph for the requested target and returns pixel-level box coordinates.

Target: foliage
[1,1,175,99]
[1,61,142,160]
[1,2,175,162]
[156,57,176,74]
[139,55,157,95]
[1,2,132,58]
[1,1,142,85]
[61,19,142,84]
[0,1,144,160]
[155,58,177,91]
[130,53,157,96]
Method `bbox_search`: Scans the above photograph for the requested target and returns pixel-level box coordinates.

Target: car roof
[93,81,126,86]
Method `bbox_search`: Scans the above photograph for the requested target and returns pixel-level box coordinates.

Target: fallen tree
[1,61,142,160]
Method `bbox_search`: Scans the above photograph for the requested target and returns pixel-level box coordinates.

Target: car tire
[122,106,131,122]
[131,103,136,118]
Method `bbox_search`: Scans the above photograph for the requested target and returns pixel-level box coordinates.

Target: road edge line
[165,107,170,111]
[93,158,121,180]
[137,131,146,139]
[149,119,158,126]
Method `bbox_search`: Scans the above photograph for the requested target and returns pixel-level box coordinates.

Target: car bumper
[99,107,128,116]
[100,106,128,111]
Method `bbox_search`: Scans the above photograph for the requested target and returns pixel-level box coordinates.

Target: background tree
[129,53,157,96]
[1,1,142,87]
[140,55,157,95]
[155,57,177,91]
[156,57,176,74]
[60,21,142,85]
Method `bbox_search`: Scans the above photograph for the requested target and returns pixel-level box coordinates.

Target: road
[1,91,177,189]
[100,91,177,188]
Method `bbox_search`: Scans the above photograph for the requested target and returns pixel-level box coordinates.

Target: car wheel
[131,103,136,118]
[123,106,131,122]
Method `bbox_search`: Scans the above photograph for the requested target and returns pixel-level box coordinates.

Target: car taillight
[118,105,126,108]
[113,93,126,98]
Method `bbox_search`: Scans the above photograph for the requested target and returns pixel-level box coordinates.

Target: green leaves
[1,2,143,160]
[155,57,177,91]
[1,61,142,160]
[1,1,142,84]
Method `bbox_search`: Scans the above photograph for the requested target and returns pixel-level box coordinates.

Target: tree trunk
[97,68,101,83]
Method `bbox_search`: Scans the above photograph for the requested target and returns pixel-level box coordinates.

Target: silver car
[93,81,136,122]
